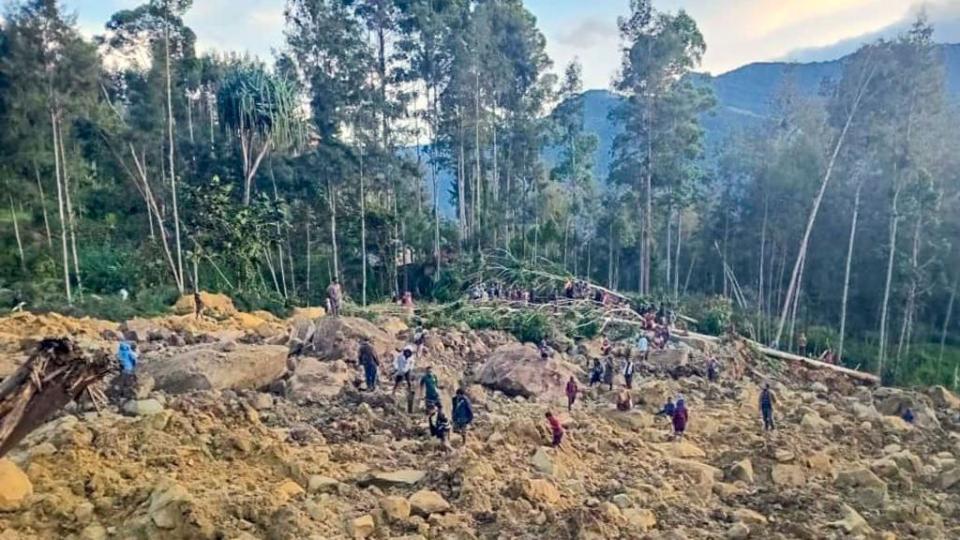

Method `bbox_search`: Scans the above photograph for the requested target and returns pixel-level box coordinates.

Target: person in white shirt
[392,346,416,395]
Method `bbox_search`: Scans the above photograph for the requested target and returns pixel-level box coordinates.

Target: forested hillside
[0,0,957,386]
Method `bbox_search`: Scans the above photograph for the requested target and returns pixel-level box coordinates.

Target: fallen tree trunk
[0,339,113,458]
[678,330,880,385]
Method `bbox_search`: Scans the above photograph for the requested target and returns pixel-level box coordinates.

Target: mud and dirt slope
[0,307,958,540]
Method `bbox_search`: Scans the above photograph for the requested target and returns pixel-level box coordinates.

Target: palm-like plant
[216,63,303,205]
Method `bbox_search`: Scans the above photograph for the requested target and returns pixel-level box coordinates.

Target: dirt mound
[172,292,237,317]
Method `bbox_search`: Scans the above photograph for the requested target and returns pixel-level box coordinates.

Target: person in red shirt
[565,376,579,411]
[546,411,564,447]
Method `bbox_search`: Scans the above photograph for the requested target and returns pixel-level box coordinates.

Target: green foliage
[686,295,732,336]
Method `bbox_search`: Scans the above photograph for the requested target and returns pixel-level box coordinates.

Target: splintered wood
[0,338,113,458]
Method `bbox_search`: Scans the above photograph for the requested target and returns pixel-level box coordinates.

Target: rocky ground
[0,298,959,540]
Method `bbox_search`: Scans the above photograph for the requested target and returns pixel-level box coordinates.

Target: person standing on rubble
[392,347,415,395]
[759,383,776,431]
[797,332,808,357]
[672,395,688,439]
[420,365,441,411]
[603,357,616,391]
[193,290,204,320]
[636,332,650,361]
[589,358,604,386]
[327,278,342,317]
[452,388,474,444]
[428,404,451,450]
[358,338,380,391]
[546,411,564,447]
[565,376,579,411]
[622,357,636,389]
[706,357,720,382]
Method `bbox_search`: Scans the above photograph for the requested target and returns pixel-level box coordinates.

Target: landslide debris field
[1,296,959,540]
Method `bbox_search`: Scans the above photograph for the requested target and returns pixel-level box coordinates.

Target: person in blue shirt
[117,342,138,374]
[655,397,676,418]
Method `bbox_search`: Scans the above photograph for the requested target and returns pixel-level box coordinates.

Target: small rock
[774,449,795,462]
[729,459,754,484]
[380,495,411,521]
[726,522,750,539]
[622,508,657,531]
[122,399,164,416]
[771,464,805,488]
[248,392,274,410]
[148,481,192,529]
[365,469,426,488]
[928,386,960,410]
[835,467,887,508]
[800,411,830,431]
[733,508,768,525]
[531,447,556,475]
[522,478,560,505]
[409,490,451,516]
[0,459,33,511]
[80,524,107,540]
[809,382,829,394]
[350,515,376,539]
[275,480,305,502]
[829,504,873,535]
[308,475,340,494]
[74,501,95,524]
[938,468,960,490]
[611,493,633,509]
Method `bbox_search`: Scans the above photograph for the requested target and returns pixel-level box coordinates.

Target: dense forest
[0,0,957,386]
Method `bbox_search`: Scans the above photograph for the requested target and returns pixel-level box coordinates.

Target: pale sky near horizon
[63,0,960,89]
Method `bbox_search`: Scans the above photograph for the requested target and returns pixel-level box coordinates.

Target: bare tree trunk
[838,180,863,363]
[788,254,805,353]
[51,112,71,304]
[57,122,82,296]
[34,165,53,249]
[242,134,272,206]
[130,146,181,290]
[431,86,441,266]
[895,215,923,371]
[773,61,876,348]
[305,210,311,299]
[665,205,672,294]
[10,197,25,271]
[878,181,902,376]
[939,273,958,370]
[608,222,615,289]
[327,176,339,283]
[757,198,768,342]
[457,107,466,248]
[360,144,367,306]
[474,69,482,251]
[674,209,682,299]
[164,18,184,293]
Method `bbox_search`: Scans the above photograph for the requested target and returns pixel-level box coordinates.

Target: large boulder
[645,348,690,372]
[144,344,288,393]
[476,343,579,400]
[309,317,398,362]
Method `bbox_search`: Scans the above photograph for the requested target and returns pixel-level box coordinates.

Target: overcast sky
[66,0,960,88]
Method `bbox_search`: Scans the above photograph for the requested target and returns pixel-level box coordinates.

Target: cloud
[781,0,960,63]
[554,18,617,49]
